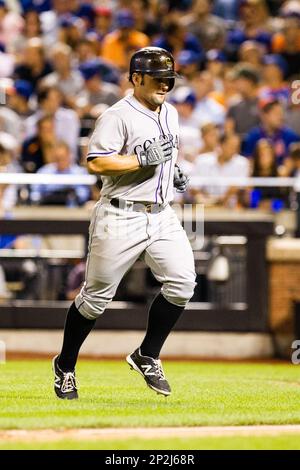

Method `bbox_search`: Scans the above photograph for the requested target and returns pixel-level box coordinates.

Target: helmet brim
[146,70,181,79]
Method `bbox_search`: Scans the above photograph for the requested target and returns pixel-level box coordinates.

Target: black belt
[110,198,166,213]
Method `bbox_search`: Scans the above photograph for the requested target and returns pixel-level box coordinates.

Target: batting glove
[174,164,189,192]
[137,136,173,167]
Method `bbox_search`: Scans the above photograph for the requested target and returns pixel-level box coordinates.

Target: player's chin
[153,93,166,104]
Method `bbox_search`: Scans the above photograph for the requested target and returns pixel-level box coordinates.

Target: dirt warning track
[1,425,300,442]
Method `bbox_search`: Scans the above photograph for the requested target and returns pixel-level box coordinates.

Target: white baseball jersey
[87,93,180,204]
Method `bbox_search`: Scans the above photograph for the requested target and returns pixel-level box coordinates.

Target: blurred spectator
[238,40,265,72]
[0,141,21,212]
[58,15,86,50]
[52,0,90,18]
[243,99,300,165]
[249,138,289,210]
[153,20,203,63]
[206,49,227,92]
[280,0,300,18]
[170,85,198,128]
[79,57,120,86]
[289,142,300,177]
[30,140,90,206]
[65,260,86,300]
[75,37,97,64]
[267,0,285,17]
[72,2,95,31]
[259,54,289,105]
[0,0,24,51]
[25,86,80,159]
[160,0,192,14]
[252,138,277,176]
[118,70,134,96]
[11,9,43,54]
[177,49,202,81]
[194,133,250,207]
[13,37,52,91]
[190,71,226,127]
[77,60,121,115]
[21,114,56,173]
[226,0,273,61]
[41,42,84,105]
[272,15,300,78]
[0,132,19,163]
[177,128,203,163]
[20,0,51,14]
[38,1,94,48]
[0,79,33,141]
[23,8,42,36]
[0,131,20,156]
[285,76,300,136]
[170,86,202,155]
[101,9,149,71]
[226,64,260,141]
[39,0,74,48]
[198,122,221,155]
[92,7,113,44]
[213,0,240,21]
[0,89,24,141]
[182,0,227,51]
[211,68,240,108]
[7,79,34,119]
[130,0,161,39]
[0,42,15,77]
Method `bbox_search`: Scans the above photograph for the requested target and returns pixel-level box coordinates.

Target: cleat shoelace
[61,372,77,393]
[153,360,166,381]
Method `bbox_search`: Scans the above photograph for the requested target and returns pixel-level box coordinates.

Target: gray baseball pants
[75,200,196,320]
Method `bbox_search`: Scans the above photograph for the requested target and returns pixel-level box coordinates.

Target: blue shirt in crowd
[243,126,300,165]
[31,164,91,205]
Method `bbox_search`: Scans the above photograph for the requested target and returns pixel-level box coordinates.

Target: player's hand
[174,164,189,193]
[137,136,173,167]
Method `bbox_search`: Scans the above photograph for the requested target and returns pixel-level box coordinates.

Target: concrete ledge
[0,330,274,359]
[267,237,300,261]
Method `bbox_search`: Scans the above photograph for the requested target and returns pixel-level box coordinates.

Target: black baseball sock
[58,302,96,372]
[140,293,184,359]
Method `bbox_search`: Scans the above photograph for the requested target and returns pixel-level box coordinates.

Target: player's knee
[75,294,110,320]
[162,277,196,307]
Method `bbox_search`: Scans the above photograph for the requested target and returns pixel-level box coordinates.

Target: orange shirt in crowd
[272,33,300,53]
[101,30,149,69]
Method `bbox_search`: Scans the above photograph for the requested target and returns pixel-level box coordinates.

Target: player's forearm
[87,155,140,176]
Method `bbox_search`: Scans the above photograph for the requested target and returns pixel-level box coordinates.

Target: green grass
[1,359,300,430]
[0,434,300,450]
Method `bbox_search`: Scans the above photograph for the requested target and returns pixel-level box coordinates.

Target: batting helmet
[129,47,180,90]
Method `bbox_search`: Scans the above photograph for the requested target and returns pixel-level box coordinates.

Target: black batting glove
[173,164,189,193]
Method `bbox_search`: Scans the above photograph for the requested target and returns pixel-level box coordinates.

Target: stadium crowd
[1,0,300,213]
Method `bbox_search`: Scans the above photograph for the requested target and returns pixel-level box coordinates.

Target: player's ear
[132,72,142,87]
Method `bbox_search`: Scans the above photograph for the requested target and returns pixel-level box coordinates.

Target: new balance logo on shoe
[126,348,171,396]
[141,364,156,376]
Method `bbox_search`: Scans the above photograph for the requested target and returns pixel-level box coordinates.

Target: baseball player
[53,47,196,399]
